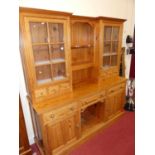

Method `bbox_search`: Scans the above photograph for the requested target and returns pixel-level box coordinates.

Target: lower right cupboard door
[105,90,125,121]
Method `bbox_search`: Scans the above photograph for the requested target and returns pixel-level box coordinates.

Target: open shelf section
[72,62,94,71]
[81,103,103,134]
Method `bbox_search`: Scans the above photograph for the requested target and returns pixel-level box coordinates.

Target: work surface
[33,77,126,114]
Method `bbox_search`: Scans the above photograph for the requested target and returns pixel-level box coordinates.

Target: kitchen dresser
[20,7,126,155]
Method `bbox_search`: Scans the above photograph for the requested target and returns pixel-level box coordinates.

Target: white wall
[19,0,135,144]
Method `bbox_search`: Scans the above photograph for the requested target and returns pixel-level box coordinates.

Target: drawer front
[48,85,59,95]
[81,92,105,109]
[44,107,68,123]
[67,103,78,115]
[108,83,126,94]
[59,82,70,92]
[35,89,47,98]
[43,102,78,124]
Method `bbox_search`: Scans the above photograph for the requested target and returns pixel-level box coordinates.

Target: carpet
[69,112,135,155]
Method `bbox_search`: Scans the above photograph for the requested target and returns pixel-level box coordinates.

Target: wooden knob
[50,114,55,118]
[39,71,42,74]
[70,107,74,111]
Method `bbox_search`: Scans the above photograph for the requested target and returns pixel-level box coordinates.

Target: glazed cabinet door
[22,17,71,86]
[102,25,121,69]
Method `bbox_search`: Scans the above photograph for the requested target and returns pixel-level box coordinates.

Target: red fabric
[130,54,135,79]
[70,112,135,155]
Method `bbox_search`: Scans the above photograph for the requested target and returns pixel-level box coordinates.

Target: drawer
[43,102,78,123]
[59,83,70,92]
[44,107,67,123]
[108,83,125,94]
[67,102,78,114]
[81,93,104,108]
[116,83,125,90]
[48,85,59,95]
[35,89,47,98]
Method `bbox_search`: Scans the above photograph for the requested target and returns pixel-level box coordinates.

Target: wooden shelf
[53,76,66,81]
[81,110,102,134]
[72,62,94,71]
[35,60,50,66]
[32,42,64,46]
[71,45,93,49]
[37,78,52,84]
[103,53,117,56]
[35,59,65,66]
[51,58,65,64]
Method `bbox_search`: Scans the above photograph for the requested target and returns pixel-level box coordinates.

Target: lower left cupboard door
[46,121,65,153]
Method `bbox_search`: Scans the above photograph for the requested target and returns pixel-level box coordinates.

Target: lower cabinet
[45,111,80,154]
[104,86,125,121]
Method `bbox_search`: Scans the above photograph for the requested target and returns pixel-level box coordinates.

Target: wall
[19,0,135,144]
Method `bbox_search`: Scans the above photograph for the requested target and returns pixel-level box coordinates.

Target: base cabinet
[45,111,80,154]
[104,86,125,120]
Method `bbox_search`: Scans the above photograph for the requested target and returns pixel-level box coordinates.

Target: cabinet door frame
[99,20,123,74]
[21,17,71,89]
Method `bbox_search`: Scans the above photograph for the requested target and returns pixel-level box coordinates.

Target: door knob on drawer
[49,114,55,118]
[70,107,74,111]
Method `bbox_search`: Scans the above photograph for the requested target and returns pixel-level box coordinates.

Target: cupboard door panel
[63,117,76,142]
[47,122,65,150]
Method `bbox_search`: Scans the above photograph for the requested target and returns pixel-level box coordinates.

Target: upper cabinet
[20,8,126,102]
[20,8,72,102]
[98,18,125,80]
[29,20,67,84]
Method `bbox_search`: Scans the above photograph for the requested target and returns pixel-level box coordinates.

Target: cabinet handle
[70,107,74,111]
[50,114,55,118]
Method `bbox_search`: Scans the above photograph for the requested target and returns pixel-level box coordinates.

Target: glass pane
[51,44,65,61]
[104,26,112,41]
[103,56,110,67]
[112,27,119,41]
[49,23,64,43]
[30,22,48,43]
[33,45,50,65]
[52,63,66,80]
[104,41,111,54]
[111,55,117,66]
[112,41,118,53]
[35,65,52,84]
